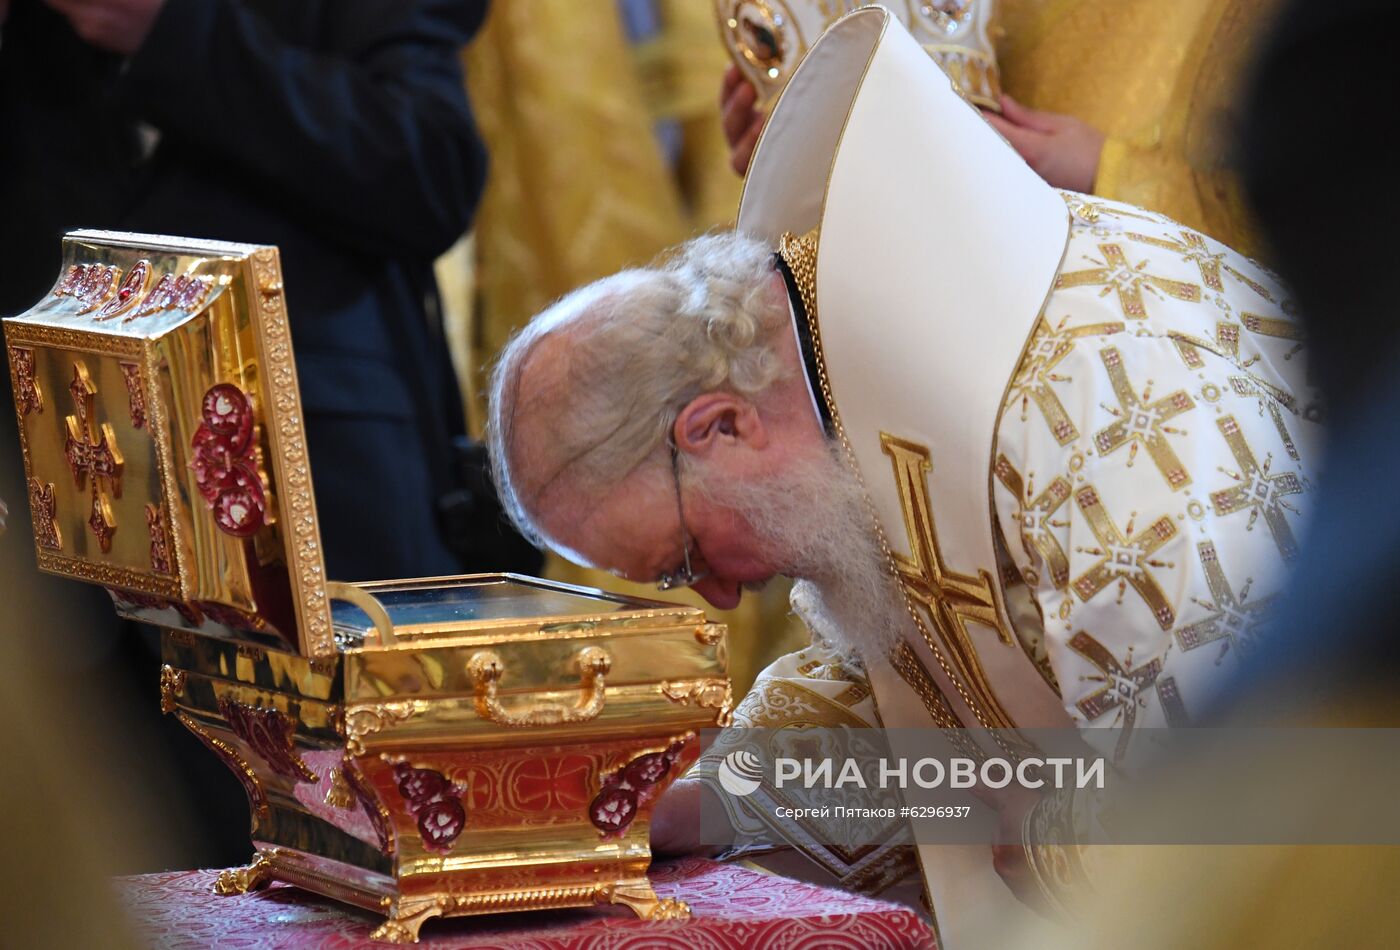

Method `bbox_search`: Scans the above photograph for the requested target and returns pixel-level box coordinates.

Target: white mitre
[740,6,1072,738]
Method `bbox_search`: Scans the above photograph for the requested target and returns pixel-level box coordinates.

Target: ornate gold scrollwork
[661,678,734,727]
[343,699,430,757]
[467,647,611,728]
[694,623,725,646]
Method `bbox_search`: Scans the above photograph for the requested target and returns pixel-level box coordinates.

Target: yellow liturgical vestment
[688,9,1320,947]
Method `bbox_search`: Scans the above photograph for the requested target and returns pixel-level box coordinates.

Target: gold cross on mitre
[63,360,124,552]
[881,433,1017,731]
[1210,414,1304,561]
[1055,243,1202,319]
[1093,345,1195,490]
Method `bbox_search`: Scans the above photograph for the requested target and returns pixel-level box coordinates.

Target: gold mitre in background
[715,1,1001,109]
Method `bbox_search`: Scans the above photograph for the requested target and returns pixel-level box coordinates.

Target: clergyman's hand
[982,94,1105,193]
[988,785,1055,914]
[721,64,765,177]
[44,0,166,55]
[650,778,724,858]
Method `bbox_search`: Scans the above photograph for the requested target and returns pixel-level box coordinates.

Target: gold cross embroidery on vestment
[1070,485,1178,629]
[1210,414,1304,561]
[1054,243,1202,319]
[1124,230,1276,301]
[1093,346,1195,490]
[1008,315,1124,445]
[1068,631,1183,760]
[1175,540,1277,663]
[994,454,1073,589]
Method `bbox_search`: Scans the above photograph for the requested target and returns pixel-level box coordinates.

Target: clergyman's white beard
[692,444,919,663]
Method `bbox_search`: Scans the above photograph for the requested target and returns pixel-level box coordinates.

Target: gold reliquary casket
[3,231,732,943]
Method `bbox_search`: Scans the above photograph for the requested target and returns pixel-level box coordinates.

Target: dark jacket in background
[1,0,532,582]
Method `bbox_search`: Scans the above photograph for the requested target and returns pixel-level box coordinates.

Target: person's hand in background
[44,0,166,55]
[983,93,1105,193]
[721,64,765,177]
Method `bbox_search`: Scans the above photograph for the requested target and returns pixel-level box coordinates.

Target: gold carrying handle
[325,581,397,648]
[467,646,611,728]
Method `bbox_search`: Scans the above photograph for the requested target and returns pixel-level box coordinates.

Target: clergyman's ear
[673,393,766,456]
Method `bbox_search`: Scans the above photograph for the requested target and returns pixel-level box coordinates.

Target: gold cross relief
[994,454,1073,589]
[63,361,124,553]
[1210,414,1304,561]
[1094,346,1195,490]
[1055,243,1202,320]
[1175,540,1277,664]
[1008,315,1125,446]
[1071,485,1178,630]
[882,433,1017,731]
[1069,631,1184,760]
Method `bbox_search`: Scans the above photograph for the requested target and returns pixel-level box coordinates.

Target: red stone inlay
[392,763,467,853]
[10,347,42,416]
[190,383,267,538]
[218,698,318,783]
[28,477,61,551]
[589,786,637,834]
[63,362,124,553]
[146,503,172,575]
[95,259,151,321]
[588,738,688,837]
[120,362,147,428]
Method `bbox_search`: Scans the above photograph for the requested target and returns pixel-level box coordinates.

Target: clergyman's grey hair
[486,231,786,545]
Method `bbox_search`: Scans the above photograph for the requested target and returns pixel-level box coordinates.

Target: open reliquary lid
[5,231,712,660]
[4,231,338,655]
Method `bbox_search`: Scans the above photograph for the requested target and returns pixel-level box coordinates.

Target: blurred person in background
[722,0,1278,255]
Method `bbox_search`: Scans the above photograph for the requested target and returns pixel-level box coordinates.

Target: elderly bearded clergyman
[486,8,1320,944]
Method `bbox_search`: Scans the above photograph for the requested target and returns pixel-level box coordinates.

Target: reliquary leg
[212,851,274,896]
[604,879,692,921]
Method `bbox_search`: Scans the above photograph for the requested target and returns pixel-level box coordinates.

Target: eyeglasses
[655,441,709,592]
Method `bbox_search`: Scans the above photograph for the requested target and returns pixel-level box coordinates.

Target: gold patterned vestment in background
[997,0,1278,254]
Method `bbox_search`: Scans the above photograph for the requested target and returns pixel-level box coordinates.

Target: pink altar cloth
[115,856,935,949]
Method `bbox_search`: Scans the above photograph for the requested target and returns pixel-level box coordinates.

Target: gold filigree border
[248,248,334,657]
